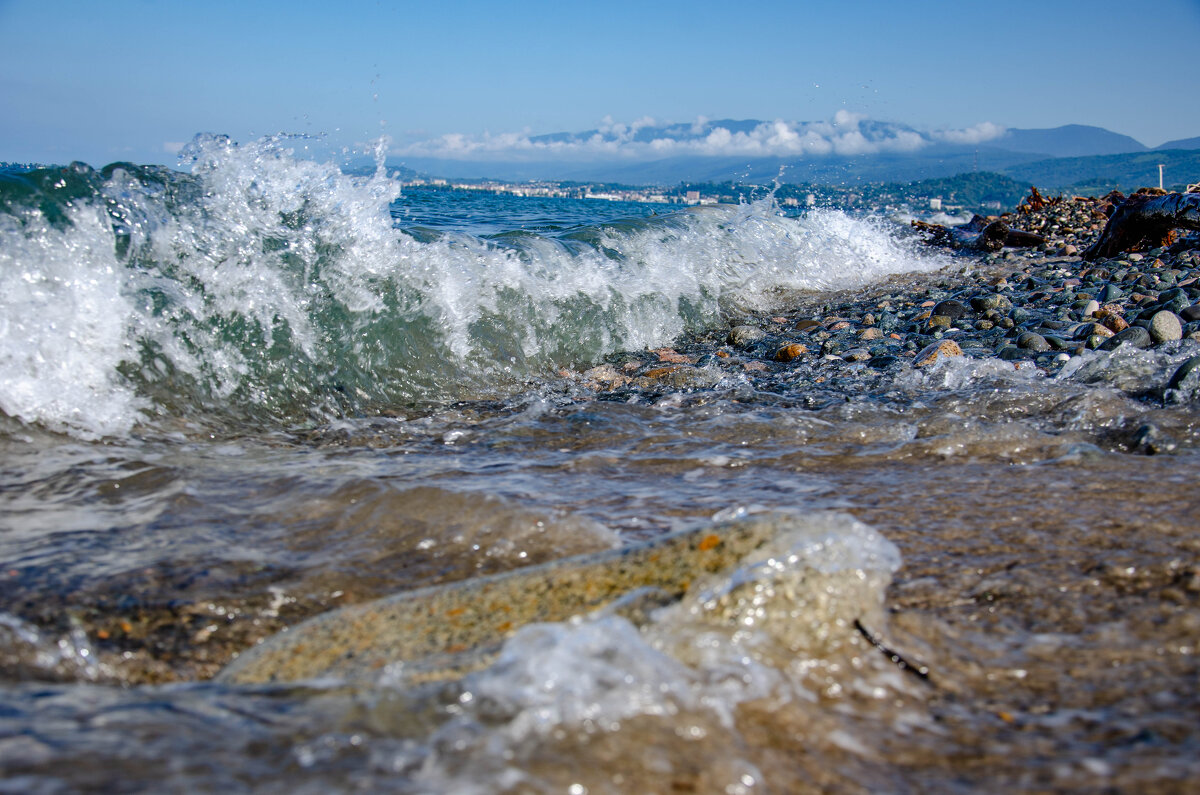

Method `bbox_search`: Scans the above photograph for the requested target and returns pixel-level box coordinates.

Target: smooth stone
[1044,335,1070,351]
[1180,304,1200,323]
[931,299,968,319]
[794,319,822,332]
[914,339,964,366]
[582,364,630,389]
[1149,311,1183,343]
[1102,314,1129,333]
[1100,326,1153,350]
[775,343,807,362]
[1166,355,1200,391]
[1100,284,1125,302]
[1016,331,1052,352]
[217,513,895,686]
[971,294,1009,313]
[842,348,871,362]
[728,325,766,349]
[858,327,884,341]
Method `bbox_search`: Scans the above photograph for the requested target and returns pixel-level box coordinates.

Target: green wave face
[0,137,943,439]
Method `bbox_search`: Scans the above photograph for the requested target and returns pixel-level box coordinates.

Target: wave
[0,135,947,439]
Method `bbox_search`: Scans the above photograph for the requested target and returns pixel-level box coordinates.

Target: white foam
[0,205,146,438]
[0,137,951,437]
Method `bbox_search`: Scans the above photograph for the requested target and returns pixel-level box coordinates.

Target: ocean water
[1,136,1199,792]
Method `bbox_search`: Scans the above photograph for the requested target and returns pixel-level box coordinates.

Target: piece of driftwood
[913,216,1045,252]
[1083,191,1200,260]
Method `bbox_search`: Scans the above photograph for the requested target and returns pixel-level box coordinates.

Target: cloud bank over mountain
[392,112,1008,163]
[385,114,1185,185]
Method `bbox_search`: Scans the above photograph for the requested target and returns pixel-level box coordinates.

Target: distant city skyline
[2,0,1198,167]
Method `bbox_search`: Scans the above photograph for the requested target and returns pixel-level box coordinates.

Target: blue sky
[2,0,1199,166]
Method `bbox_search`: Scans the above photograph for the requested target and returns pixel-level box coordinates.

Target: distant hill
[1157,136,1200,151]
[989,124,1147,158]
[1005,149,1200,193]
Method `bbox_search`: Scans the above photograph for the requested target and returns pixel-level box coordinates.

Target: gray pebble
[1166,355,1200,391]
[728,325,766,349]
[1149,311,1183,344]
[1017,331,1051,352]
[931,300,968,319]
[1100,326,1153,350]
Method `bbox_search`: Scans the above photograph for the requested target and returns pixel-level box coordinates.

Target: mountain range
[390,119,1200,190]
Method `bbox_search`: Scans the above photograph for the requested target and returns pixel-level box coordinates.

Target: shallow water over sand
[3,320,1199,791]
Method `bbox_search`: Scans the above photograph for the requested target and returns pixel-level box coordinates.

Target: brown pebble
[1102,314,1129,333]
[858,327,884,341]
[582,364,631,389]
[1077,323,1114,339]
[775,343,808,362]
[653,348,695,364]
[914,339,964,367]
[794,319,822,332]
[828,321,851,331]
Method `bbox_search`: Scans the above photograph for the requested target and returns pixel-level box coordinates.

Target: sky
[2,0,1199,168]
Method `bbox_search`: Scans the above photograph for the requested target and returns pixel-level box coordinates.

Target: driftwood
[913,215,1045,252]
[1083,191,1200,260]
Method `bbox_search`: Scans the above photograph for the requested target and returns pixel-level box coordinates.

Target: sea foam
[0,136,946,438]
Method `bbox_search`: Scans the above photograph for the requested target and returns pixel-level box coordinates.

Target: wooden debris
[1083,191,1200,260]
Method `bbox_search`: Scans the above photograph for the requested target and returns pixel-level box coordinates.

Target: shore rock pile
[576,188,1200,393]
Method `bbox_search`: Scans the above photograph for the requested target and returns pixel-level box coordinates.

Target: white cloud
[932,121,1006,145]
[392,116,1006,162]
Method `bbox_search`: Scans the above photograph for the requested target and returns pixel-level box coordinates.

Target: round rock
[1166,355,1200,392]
[1149,311,1183,344]
[931,300,968,320]
[728,325,766,349]
[914,339,964,367]
[1100,326,1152,350]
[775,343,807,362]
[1016,331,1051,352]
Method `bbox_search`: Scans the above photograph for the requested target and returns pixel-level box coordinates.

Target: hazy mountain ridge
[391,119,1200,189]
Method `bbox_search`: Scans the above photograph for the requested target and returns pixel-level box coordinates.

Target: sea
[1,134,1198,793]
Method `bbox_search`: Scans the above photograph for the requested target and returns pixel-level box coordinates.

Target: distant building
[929,197,942,210]
[685,190,701,204]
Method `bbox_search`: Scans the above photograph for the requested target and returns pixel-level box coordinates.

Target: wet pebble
[775,343,807,362]
[1016,331,1051,352]
[728,325,766,349]
[1148,311,1183,343]
[914,339,964,366]
[1166,355,1200,392]
[931,300,968,319]
[1101,326,1153,350]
